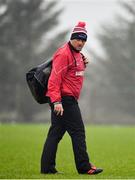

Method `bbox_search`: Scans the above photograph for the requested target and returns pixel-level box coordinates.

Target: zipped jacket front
[46,42,85,103]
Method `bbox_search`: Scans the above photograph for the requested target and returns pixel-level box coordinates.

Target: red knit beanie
[70,22,87,41]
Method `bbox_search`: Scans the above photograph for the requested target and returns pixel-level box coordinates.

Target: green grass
[0,124,135,179]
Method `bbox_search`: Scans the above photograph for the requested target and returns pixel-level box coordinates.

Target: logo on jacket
[75,71,84,76]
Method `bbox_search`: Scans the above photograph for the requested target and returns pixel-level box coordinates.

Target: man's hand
[83,56,89,65]
[81,53,89,66]
[54,102,64,116]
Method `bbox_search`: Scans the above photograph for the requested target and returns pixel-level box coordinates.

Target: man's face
[70,39,86,51]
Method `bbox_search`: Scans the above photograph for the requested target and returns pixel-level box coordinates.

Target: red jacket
[46,42,85,103]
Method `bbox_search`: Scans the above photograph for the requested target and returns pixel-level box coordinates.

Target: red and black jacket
[46,42,86,103]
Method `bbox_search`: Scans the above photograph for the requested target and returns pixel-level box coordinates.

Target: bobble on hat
[70,21,87,41]
[78,22,86,26]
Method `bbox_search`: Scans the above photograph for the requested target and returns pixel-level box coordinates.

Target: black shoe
[55,171,64,174]
[47,170,58,174]
[41,171,64,174]
[41,168,58,174]
[87,163,103,175]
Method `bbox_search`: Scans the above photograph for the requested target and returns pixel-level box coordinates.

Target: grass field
[0,124,135,179]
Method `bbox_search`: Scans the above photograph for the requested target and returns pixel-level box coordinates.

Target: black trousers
[41,96,91,174]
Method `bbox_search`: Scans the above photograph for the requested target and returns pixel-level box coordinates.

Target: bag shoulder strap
[68,43,77,67]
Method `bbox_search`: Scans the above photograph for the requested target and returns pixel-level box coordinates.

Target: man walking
[41,22,103,175]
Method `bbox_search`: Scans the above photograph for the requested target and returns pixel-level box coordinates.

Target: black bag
[26,59,52,104]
